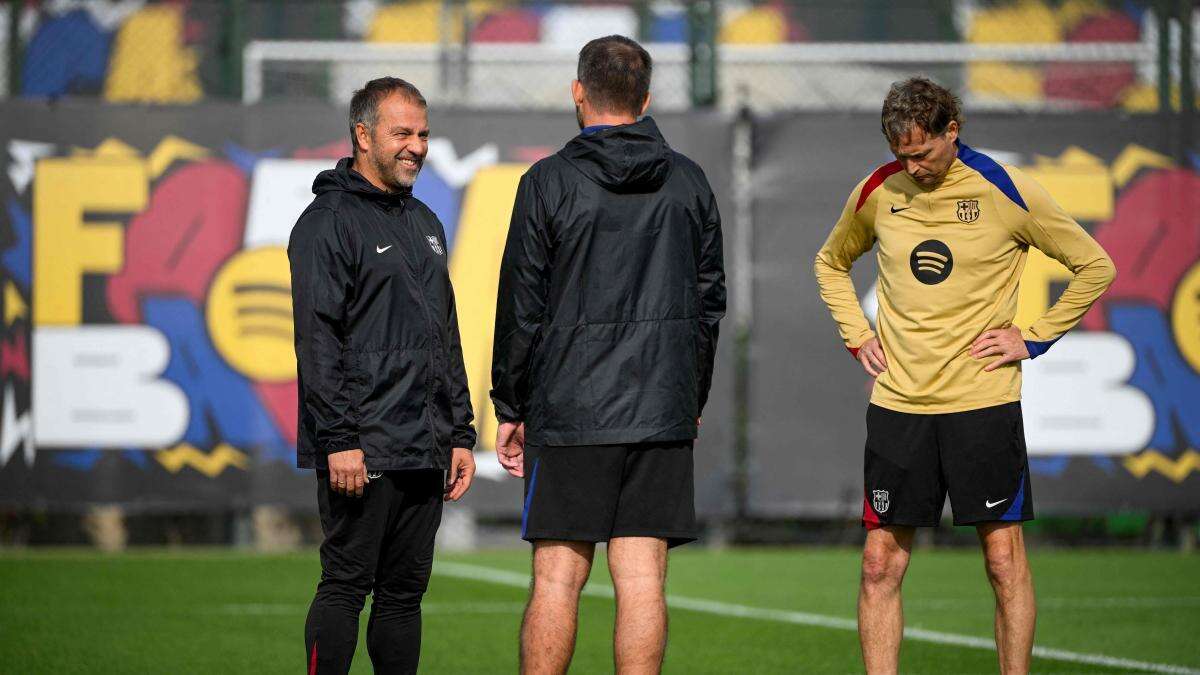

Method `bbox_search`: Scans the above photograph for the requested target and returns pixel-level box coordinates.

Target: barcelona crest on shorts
[872,489,890,514]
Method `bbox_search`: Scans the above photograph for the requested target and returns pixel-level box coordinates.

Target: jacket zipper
[389,203,446,458]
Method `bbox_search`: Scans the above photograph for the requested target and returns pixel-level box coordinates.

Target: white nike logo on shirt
[377,245,392,253]
[986,498,1009,508]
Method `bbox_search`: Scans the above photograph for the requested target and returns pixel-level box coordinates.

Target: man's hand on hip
[328,449,367,497]
[445,447,476,502]
[971,325,1030,372]
[857,337,888,378]
[496,422,526,478]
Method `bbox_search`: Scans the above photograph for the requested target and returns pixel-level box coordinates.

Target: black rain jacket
[490,117,726,446]
[289,157,476,471]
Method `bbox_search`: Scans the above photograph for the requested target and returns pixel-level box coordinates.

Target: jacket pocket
[531,327,588,434]
[585,319,696,431]
[354,347,431,458]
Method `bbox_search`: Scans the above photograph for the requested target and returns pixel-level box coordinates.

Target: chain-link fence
[2,1,1197,109]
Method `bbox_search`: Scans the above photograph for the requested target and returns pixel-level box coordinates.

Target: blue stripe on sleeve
[956,141,1029,212]
[1024,335,1062,359]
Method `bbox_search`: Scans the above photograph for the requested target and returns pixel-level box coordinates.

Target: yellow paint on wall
[1121,82,1200,114]
[4,282,26,326]
[448,164,527,450]
[968,64,1045,103]
[1111,144,1175,188]
[720,7,788,45]
[1123,449,1200,483]
[104,5,202,104]
[1055,0,1108,33]
[966,0,1060,103]
[968,0,1062,43]
[1022,165,1112,222]
[75,137,139,159]
[33,158,146,326]
[206,247,296,383]
[1033,145,1104,169]
[147,136,209,179]
[156,442,249,477]
[1171,262,1200,375]
[368,1,499,43]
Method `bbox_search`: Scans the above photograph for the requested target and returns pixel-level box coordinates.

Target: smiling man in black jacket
[289,77,477,675]
[491,36,726,674]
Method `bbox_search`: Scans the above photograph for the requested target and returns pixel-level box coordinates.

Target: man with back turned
[491,35,727,675]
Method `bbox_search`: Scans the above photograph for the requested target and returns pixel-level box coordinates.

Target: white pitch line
[434,561,1200,675]
[910,596,1200,610]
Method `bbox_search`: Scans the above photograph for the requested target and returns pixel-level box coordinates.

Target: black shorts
[521,440,697,548]
[863,401,1034,528]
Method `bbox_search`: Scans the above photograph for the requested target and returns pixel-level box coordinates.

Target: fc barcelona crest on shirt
[872,489,890,514]
[426,235,445,256]
[956,199,980,223]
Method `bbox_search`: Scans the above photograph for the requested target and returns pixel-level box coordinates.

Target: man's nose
[405,139,428,158]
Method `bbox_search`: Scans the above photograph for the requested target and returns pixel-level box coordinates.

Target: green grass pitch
[0,547,1196,673]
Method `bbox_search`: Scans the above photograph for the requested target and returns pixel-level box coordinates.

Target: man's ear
[354,122,371,155]
[944,120,959,144]
[571,80,586,108]
[639,91,651,117]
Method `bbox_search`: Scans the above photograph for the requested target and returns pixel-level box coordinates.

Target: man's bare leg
[859,526,915,675]
[607,537,669,674]
[521,540,595,675]
[977,522,1036,675]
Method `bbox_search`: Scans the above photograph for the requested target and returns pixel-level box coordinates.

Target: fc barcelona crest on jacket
[956,199,980,223]
[426,235,444,256]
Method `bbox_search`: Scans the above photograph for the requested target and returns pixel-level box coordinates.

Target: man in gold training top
[814,77,1115,675]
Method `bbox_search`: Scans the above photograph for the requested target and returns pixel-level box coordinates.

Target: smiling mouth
[397,157,421,170]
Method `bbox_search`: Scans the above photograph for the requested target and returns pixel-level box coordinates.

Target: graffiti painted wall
[15,1,1165,111]
[0,100,736,514]
[751,113,1200,516]
[2,101,1194,517]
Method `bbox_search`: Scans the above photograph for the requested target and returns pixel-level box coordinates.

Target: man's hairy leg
[608,537,669,674]
[859,526,914,675]
[521,540,595,675]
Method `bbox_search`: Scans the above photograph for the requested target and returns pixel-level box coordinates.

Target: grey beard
[373,152,419,192]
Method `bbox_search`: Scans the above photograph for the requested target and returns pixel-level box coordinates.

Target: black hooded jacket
[490,117,726,446]
[289,157,476,471]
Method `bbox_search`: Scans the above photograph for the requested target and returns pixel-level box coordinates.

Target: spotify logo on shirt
[910,240,953,285]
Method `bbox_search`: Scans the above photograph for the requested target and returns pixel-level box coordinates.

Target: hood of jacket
[312,157,412,204]
[558,116,673,193]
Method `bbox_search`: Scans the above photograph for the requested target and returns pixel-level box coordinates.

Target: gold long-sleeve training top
[814,141,1116,414]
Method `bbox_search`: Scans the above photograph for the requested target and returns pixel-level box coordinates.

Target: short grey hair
[349,77,427,154]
